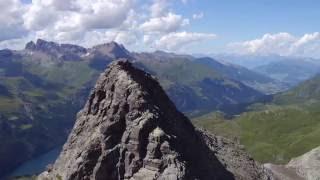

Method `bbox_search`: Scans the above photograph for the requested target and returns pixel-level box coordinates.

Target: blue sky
[1,0,320,57]
[180,0,320,37]
[172,0,320,53]
[21,0,31,3]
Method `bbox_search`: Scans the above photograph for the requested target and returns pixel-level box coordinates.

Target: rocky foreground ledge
[265,146,320,180]
[39,60,273,180]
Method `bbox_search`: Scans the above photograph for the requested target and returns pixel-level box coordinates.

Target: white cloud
[140,13,189,33]
[0,37,30,50]
[150,0,168,18]
[22,0,134,41]
[192,12,204,20]
[0,0,218,53]
[155,31,216,51]
[143,35,153,44]
[228,32,320,58]
[23,1,58,31]
[79,0,133,29]
[229,33,295,54]
[293,32,320,47]
[79,30,138,48]
[0,0,28,41]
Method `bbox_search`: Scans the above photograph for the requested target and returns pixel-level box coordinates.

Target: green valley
[193,74,320,164]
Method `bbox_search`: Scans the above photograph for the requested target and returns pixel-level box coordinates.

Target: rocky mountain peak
[25,41,36,50]
[25,39,59,51]
[25,39,87,60]
[90,41,131,59]
[39,60,273,180]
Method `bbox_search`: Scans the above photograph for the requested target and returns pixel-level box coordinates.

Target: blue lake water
[5,146,62,178]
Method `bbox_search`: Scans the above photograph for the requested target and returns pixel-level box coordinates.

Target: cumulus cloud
[143,35,153,44]
[140,13,189,33]
[0,0,28,41]
[139,0,216,52]
[229,33,295,55]
[155,31,216,50]
[0,0,216,53]
[0,37,30,50]
[80,0,133,29]
[22,0,134,41]
[85,30,138,47]
[228,32,320,58]
[150,0,168,18]
[192,12,204,20]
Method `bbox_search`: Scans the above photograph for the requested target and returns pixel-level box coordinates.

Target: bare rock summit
[39,60,273,180]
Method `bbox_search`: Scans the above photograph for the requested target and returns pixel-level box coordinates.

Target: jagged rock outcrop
[39,60,273,180]
[265,146,320,180]
[25,39,87,60]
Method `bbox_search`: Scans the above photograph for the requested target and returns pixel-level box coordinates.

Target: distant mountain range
[213,54,320,87]
[254,59,320,86]
[193,57,287,94]
[0,39,278,177]
[1,39,319,178]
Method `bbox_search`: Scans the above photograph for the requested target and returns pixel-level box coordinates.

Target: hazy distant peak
[92,41,125,50]
[90,41,131,59]
[0,49,13,57]
[25,41,36,50]
[133,50,194,61]
[153,50,174,55]
[28,39,60,51]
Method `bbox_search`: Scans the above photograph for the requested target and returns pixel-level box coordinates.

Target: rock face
[25,39,87,60]
[288,146,320,180]
[39,60,273,180]
[265,146,320,180]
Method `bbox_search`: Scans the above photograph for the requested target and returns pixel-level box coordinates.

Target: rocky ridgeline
[25,39,87,58]
[24,39,132,61]
[39,60,273,180]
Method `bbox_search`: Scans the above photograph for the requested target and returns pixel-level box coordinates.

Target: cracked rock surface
[39,60,273,180]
